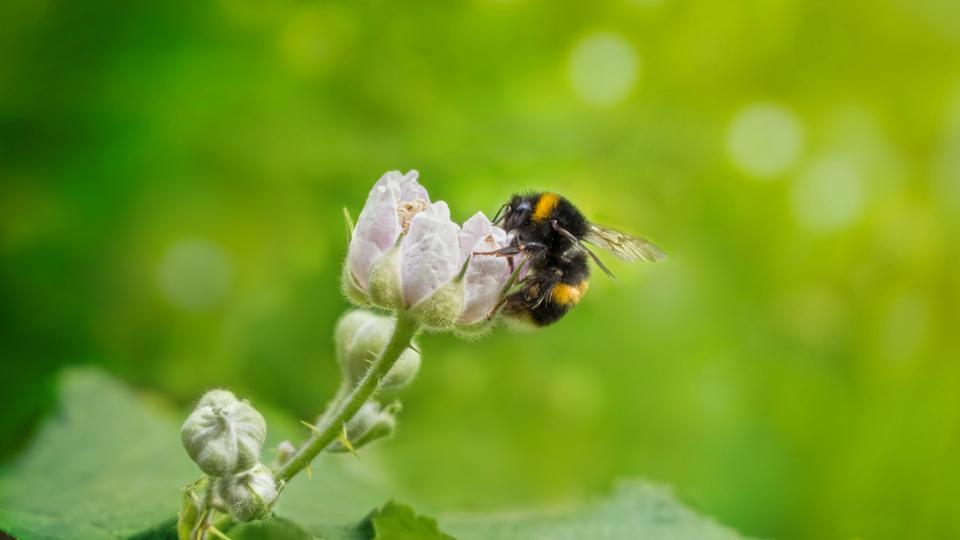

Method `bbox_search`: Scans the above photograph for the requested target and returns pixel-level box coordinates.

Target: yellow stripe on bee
[532,192,560,222]
[550,280,589,306]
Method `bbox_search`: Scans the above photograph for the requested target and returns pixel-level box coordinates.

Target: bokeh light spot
[791,155,864,232]
[568,32,639,107]
[727,103,804,178]
[279,6,353,77]
[880,292,930,363]
[159,239,232,312]
[778,286,844,347]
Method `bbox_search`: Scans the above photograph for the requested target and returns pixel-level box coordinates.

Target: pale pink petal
[423,200,451,221]
[356,181,402,251]
[458,214,510,325]
[458,212,506,262]
[373,170,429,203]
[396,170,429,202]
[347,237,383,289]
[400,206,460,307]
[349,182,402,287]
[371,170,407,194]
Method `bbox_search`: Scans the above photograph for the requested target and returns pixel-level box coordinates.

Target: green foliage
[231,518,317,540]
[0,369,195,540]
[368,501,454,540]
[442,481,744,540]
[0,369,745,540]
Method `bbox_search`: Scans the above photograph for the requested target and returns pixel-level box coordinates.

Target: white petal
[347,237,383,290]
[458,211,506,262]
[400,210,461,307]
[349,181,401,288]
[423,200,451,221]
[397,170,430,202]
[374,170,430,203]
[372,170,407,194]
[458,217,511,325]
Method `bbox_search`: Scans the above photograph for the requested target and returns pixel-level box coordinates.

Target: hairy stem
[277,312,420,482]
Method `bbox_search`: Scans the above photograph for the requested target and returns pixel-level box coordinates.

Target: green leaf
[0,369,197,540]
[368,501,455,540]
[441,481,748,540]
[230,517,318,540]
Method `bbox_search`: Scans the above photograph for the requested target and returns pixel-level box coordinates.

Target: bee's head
[496,194,535,232]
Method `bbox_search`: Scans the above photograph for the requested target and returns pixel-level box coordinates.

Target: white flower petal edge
[348,170,426,290]
[400,201,461,308]
[458,212,510,325]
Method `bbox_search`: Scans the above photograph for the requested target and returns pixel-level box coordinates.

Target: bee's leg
[551,220,615,278]
[473,245,520,257]
[485,295,510,322]
[518,241,547,255]
[531,291,550,309]
[485,255,535,322]
[474,241,547,258]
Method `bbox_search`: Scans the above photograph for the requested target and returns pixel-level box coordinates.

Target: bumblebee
[477,192,665,327]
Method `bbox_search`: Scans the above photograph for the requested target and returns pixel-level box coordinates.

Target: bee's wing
[584,223,666,263]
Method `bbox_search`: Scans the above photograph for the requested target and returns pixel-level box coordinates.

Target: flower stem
[277,312,420,482]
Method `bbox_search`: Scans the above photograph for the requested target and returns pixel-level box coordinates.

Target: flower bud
[327,401,400,453]
[215,463,279,522]
[276,440,296,466]
[181,389,267,477]
[335,310,420,391]
[380,346,420,393]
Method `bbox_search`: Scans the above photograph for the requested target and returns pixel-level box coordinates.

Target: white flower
[457,212,511,327]
[345,170,430,295]
[343,171,512,329]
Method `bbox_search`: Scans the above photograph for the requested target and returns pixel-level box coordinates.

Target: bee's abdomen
[549,280,590,306]
[504,279,590,327]
[504,296,569,327]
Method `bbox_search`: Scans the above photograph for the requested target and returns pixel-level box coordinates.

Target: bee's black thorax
[504,192,588,250]
[498,191,595,327]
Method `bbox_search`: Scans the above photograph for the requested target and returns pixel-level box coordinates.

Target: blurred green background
[2,0,959,538]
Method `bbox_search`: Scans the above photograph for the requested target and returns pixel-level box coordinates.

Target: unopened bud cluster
[320,310,418,453]
[181,389,279,523]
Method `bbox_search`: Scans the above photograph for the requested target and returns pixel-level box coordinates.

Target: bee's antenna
[492,203,509,225]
